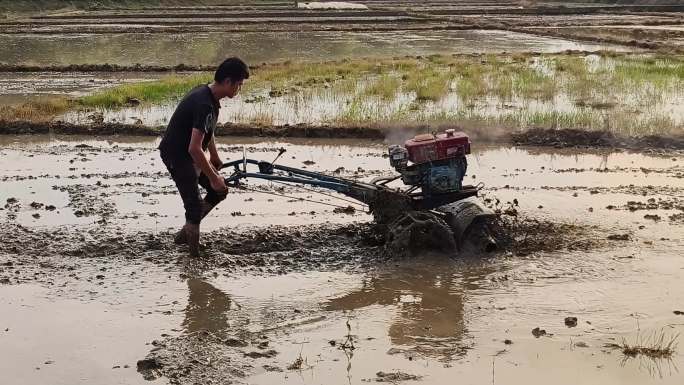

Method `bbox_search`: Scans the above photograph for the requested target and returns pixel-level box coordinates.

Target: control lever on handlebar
[270,147,286,167]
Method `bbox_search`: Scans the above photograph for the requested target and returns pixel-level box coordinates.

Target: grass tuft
[364,74,401,100]
[79,73,212,108]
[606,329,679,360]
[0,96,72,121]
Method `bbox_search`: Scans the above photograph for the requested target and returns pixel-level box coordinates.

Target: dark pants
[161,152,227,225]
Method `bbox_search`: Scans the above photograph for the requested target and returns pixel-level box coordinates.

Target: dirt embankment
[507,26,680,52]
[0,22,469,35]
[0,63,215,72]
[2,120,683,151]
[0,51,620,72]
[510,128,684,151]
[559,1,682,4]
[0,120,388,139]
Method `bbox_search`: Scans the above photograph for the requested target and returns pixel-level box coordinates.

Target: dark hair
[214,57,250,83]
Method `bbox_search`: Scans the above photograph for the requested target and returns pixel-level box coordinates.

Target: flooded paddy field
[1,1,683,384]
[0,30,618,68]
[1,0,682,52]
[57,53,684,138]
[2,1,683,140]
[0,135,682,384]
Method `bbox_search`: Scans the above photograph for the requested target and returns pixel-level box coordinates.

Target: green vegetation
[0,96,71,122]
[79,73,212,108]
[406,69,453,102]
[364,74,401,100]
[6,52,684,136]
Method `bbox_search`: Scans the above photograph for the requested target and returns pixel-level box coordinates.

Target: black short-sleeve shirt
[159,85,220,163]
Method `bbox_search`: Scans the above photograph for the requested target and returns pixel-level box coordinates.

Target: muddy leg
[184,223,200,258]
[164,159,204,255]
[174,228,188,245]
[173,174,226,245]
[174,200,216,245]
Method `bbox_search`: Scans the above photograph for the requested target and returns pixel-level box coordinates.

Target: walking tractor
[221,129,498,255]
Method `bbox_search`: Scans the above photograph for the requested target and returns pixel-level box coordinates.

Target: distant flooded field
[0,29,624,67]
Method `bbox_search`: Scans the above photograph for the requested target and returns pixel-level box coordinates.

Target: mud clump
[244,350,278,359]
[224,338,249,347]
[333,205,356,215]
[607,234,630,241]
[375,371,423,382]
[53,184,117,220]
[136,357,164,381]
[137,330,251,385]
[669,213,684,224]
[622,198,683,212]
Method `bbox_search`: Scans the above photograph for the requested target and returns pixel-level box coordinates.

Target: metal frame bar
[219,158,479,210]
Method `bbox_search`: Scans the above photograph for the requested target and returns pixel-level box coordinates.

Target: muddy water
[0,135,682,384]
[0,30,624,67]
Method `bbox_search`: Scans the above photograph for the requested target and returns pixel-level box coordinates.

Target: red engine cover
[405,130,470,164]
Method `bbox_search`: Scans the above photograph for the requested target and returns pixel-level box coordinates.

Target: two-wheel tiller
[221,129,497,255]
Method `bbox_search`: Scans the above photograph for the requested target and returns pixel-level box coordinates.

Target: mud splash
[0,210,610,281]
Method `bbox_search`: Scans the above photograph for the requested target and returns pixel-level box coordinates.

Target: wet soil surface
[0,135,682,384]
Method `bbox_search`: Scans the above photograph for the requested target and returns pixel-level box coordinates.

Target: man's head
[213,57,249,99]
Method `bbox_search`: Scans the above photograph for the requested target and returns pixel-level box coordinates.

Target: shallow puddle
[0,268,186,385]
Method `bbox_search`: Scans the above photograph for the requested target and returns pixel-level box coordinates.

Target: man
[159,57,249,257]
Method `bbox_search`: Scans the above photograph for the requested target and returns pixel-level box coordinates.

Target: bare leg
[184,222,200,258]
[174,200,216,245]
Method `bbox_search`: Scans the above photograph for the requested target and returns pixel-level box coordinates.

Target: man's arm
[188,128,227,193]
[208,136,223,170]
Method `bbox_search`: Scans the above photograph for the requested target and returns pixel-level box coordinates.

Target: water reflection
[326,260,491,361]
[182,278,235,336]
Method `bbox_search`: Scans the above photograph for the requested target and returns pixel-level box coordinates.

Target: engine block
[389,129,470,196]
